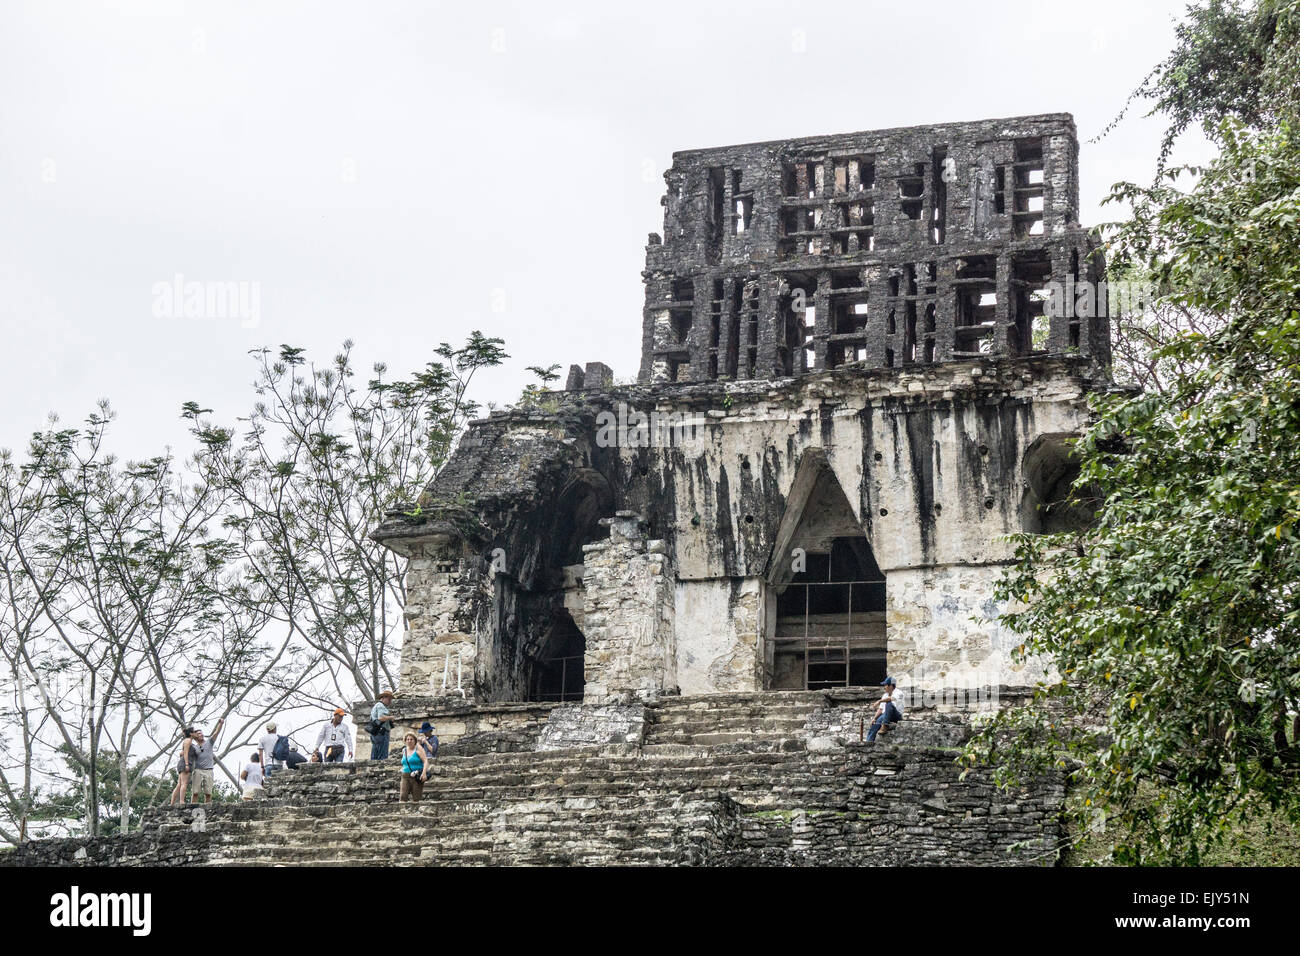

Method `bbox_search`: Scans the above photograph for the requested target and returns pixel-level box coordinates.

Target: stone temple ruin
[6,114,1107,867]
[377,112,1106,707]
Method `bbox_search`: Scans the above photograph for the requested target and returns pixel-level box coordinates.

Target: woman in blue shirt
[399,732,428,802]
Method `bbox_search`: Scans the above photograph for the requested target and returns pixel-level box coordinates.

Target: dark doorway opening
[773,534,887,690]
[529,609,586,702]
[516,470,608,704]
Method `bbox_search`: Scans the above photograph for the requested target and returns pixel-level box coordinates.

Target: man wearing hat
[418,721,439,761]
[315,707,354,763]
[866,676,904,742]
[368,690,397,760]
[258,721,282,780]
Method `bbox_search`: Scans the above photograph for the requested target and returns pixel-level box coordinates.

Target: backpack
[365,704,389,737]
[271,735,290,762]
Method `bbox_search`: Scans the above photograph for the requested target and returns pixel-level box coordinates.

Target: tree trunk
[88,671,98,837]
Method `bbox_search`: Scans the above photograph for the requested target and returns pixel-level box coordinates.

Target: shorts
[190,768,214,796]
[241,785,263,801]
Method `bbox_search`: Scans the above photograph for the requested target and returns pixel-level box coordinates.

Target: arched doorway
[765,453,887,690]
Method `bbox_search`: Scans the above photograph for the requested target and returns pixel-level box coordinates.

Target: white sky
[1,0,1214,461]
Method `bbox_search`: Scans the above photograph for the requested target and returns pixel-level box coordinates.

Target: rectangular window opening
[931,147,947,244]
[1012,254,1053,354]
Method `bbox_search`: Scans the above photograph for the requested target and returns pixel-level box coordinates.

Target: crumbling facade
[374,114,1110,709]
[640,114,1108,383]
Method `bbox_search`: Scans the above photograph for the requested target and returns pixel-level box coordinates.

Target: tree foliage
[1100,0,1299,171]
[1,408,284,838]
[3,335,505,844]
[967,0,1300,864]
[185,335,506,702]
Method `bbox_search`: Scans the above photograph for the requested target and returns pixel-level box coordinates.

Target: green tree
[185,335,506,703]
[2,407,306,840]
[516,364,562,409]
[1101,0,1299,171]
[24,747,212,838]
[966,0,1300,864]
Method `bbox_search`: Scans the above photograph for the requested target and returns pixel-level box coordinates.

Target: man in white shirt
[315,708,353,762]
[866,676,904,742]
[258,722,282,780]
[239,752,265,800]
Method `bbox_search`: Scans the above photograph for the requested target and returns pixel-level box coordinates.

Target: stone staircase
[2,692,1064,867]
[642,691,825,748]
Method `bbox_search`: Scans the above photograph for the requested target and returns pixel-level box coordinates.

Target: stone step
[7,727,1066,867]
[651,690,828,707]
[645,732,806,748]
[647,699,823,713]
[192,795,737,867]
[260,746,809,789]
[645,712,816,725]
[144,733,957,829]
[646,708,821,725]
[643,722,811,739]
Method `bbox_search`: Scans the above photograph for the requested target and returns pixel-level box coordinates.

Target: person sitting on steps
[866,676,904,742]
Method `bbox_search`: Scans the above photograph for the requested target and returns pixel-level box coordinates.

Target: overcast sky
[0,0,1213,461]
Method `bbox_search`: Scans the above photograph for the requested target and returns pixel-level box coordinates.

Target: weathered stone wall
[3,742,1062,868]
[627,359,1096,580]
[723,746,1064,866]
[536,703,645,751]
[674,578,763,693]
[885,563,1048,691]
[399,541,483,697]
[580,514,677,703]
[376,356,1100,702]
[640,113,1108,385]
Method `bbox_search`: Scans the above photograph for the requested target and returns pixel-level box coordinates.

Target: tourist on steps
[368,690,397,760]
[418,721,439,760]
[239,752,265,800]
[398,732,429,802]
[169,727,198,805]
[866,676,904,742]
[189,716,224,804]
[283,745,310,770]
[258,721,282,781]
[315,707,354,762]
